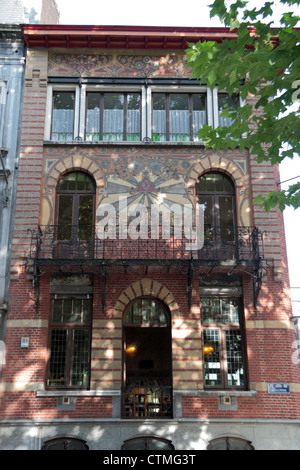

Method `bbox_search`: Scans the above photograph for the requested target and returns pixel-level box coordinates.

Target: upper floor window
[86,92,141,142]
[152,92,206,142]
[45,84,241,143]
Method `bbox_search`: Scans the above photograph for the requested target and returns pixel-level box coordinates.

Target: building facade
[0,25,299,450]
[0,21,26,381]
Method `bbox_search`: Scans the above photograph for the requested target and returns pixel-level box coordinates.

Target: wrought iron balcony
[28,224,263,265]
[121,385,172,419]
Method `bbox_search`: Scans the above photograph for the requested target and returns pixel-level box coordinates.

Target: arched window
[121,436,174,450]
[207,437,254,450]
[55,172,95,258]
[42,437,89,450]
[196,172,237,258]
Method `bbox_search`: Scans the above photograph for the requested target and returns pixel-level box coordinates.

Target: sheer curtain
[52,109,74,141]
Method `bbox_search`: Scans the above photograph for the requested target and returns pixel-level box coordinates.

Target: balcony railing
[28,224,263,264]
[121,386,172,419]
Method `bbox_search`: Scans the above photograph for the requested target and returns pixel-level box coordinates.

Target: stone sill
[37,389,257,398]
[173,389,257,397]
[43,140,205,148]
[37,389,121,397]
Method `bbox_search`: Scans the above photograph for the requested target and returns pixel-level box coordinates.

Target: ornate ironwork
[27,224,265,310]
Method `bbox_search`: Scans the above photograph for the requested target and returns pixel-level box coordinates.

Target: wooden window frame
[85,91,142,142]
[46,296,92,390]
[201,296,248,390]
[151,91,207,142]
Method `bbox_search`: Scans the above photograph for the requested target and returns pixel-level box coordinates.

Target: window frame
[151,87,211,142]
[201,296,248,390]
[85,90,142,142]
[46,295,92,390]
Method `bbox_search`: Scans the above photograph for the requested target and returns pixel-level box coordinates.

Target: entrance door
[122,297,172,418]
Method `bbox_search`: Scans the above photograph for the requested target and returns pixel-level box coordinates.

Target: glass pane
[86,93,100,141]
[52,299,63,323]
[127,93,140,140]
[219,196,234,241]
[52,92,75,141]
[153,94,166,141]
[57,195,73,239]
[230,298,240,323]
[148,439,173,450]
[123,440,146,450]
[201,298,211,323]
[58,172,95,192]
[103,93,124,141]
[193,94,206,140]
[198,196,213,242]
[221,298,231,323]
[142,299,151,323]
[48,329,67,386]
[78,195,94,239]
[218,94,239,127]
[226,329,244,386]
[169,94,189,141]
[203,329,221,386]
[71,329,90,386]
[208,439,227,450]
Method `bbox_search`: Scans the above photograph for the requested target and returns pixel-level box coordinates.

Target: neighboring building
[0,4,26,380]
[0,24,299,450]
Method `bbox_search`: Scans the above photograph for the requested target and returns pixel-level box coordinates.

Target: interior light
[126,345,137,355]
[203,345,214,354]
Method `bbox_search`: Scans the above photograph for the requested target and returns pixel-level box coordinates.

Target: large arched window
[196,172,237,259]
[55,172,95,258]
[122,297,172,419]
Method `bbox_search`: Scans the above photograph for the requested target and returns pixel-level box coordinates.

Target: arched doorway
[196,172,237,259]
[122,297,172,419]
[55,171,96,258]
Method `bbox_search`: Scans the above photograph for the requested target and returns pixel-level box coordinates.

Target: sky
[23,0,300,290]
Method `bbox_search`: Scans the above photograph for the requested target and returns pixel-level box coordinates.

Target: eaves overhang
[20,24,239,49]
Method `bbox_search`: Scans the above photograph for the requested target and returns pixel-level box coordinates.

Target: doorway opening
[122,297,172,419]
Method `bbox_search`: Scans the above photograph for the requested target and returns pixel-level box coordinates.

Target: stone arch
[186,153,251,226]
[40,154,105,226]
[113,278,180,319]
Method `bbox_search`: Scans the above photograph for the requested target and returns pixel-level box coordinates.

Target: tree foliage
[186,0,300,211]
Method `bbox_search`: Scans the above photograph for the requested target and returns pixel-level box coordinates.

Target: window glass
[103,93,124,141]
[42,438,89,450]
[218,94,239,127]
[122,437,174,450]
[48,298,92,388]
[153,94,166,141]
[52,92,75,141]
[125,298,168,326]
[201,297,245,388]
[193,94,206,141]
[127,93,141,141]
[169,94,189,142]
[208,437,253,450]
[86,93,100,141]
